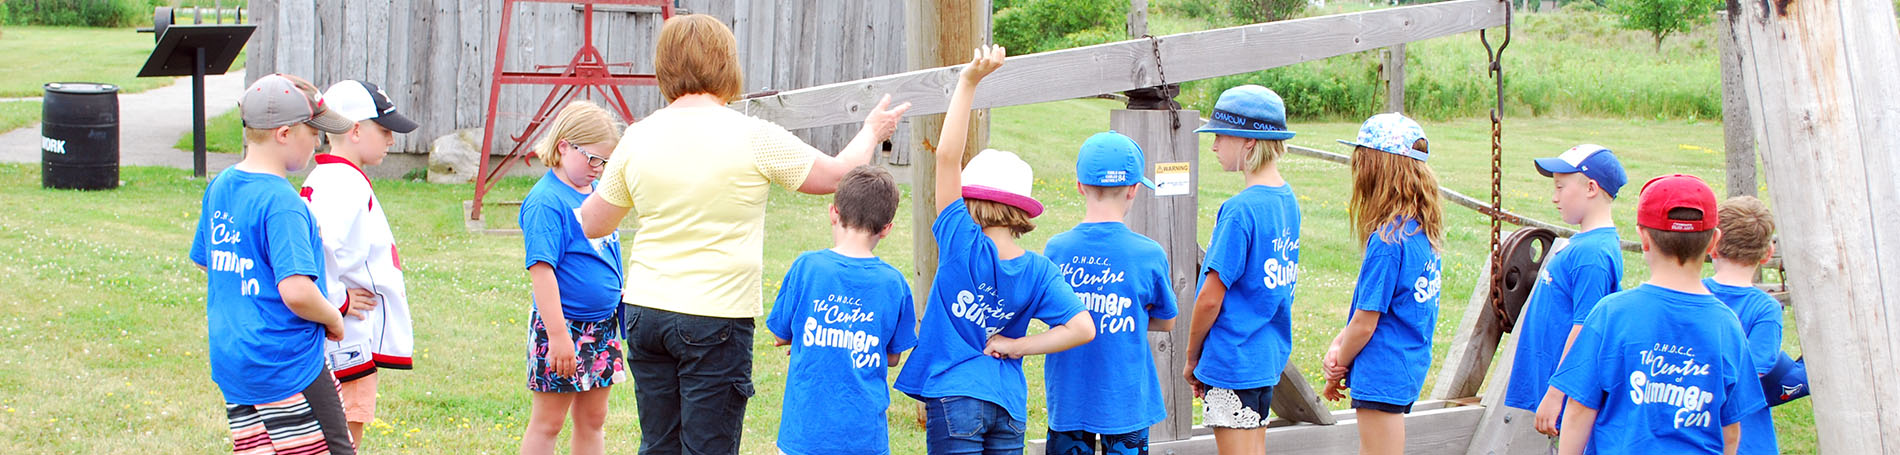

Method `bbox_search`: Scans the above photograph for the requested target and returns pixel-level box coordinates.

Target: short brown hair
[655,14,743,103]
[1644,207,1716,266]
[1078,183,1130,201]
[1716,196,1775,264]
[967,198,1035,237]
[835,165,900,232]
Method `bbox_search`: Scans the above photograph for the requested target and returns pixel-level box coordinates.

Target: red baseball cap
[1637,174,1719,232]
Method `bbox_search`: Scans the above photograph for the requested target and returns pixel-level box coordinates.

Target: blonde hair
[1349,145,1445,251]
[1716,196,1776,264]
[1244,139,1286,174]
[533,101,623,167]
[967,198,1036,237]
[656,14,743,103]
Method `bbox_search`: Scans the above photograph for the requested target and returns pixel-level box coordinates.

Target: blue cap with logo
[1534,144,1628,198]
[1076,131,1155,188]
[1338,112,1430,162]
[1194,85,1295,140]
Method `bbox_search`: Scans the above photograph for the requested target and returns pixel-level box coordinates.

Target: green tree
[1607,0,1720,51]
[1228,0,1308,24]
[993,0,1128,54]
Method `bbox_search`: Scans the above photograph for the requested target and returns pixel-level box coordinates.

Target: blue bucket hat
[1194,85,1295,140]
[1337,113,1429,162]
[1534,144,1628,198]
[1076,131,1155,188]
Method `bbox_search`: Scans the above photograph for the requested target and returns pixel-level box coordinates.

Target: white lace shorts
[1202,386,1274,429]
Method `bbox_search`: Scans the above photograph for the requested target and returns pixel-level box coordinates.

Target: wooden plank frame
[732,0,1508,131]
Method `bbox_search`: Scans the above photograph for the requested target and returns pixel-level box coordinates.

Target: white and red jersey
[301,154,413,382]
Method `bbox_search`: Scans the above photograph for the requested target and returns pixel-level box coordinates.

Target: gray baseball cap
[240,74,355,134]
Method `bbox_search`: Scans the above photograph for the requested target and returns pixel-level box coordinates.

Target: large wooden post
[1383,44,1406,113]
[904,0,990,425]
[1715,11,1757,199]
[1730,0,1900,452]
[1115,108,1201,442]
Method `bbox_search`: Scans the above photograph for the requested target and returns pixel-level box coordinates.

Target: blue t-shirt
[1344,219,1442,405]
[1705,278,1783,455]
[1194,184,1300,390]
[1549,284,1767,455]
[188,168,330,405]
[1042,222,1179,434]
[1506,227,1625,411]
[520,171,623,322]
[893,199,1088,422]
[767,249,919,455]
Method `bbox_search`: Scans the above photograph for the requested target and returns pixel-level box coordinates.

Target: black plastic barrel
[41,82,120,190]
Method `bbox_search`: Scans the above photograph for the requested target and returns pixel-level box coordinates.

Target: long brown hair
[1349,145,1445,251]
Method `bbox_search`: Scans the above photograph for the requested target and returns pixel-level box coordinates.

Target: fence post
[1113,108,1200,442]
[1384,44,1405,113]
[1716,12,1757,199]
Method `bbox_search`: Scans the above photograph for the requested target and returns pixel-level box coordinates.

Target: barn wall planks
[248,1,907,158]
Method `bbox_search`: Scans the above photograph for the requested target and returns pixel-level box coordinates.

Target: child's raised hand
[959,44,1006,84]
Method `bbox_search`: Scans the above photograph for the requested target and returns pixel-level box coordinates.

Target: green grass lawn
[172,108,244,154]
[0,101,40,132]
[0,25,246,131]
[0,98,1813,453]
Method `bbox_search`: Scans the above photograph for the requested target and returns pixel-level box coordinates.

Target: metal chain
[1148,34,1181,131]
[1483,3,1513,323]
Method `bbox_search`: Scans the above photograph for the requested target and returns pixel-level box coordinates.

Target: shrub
[6,0,148,27]
[994,0,1128,54]
[1227,0,1308,24]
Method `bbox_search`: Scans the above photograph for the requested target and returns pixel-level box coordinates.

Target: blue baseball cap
[1194,85,1295,140]
[1534,144,1628,198]
[1076,131,1155,188]
[1337,113,1429,162]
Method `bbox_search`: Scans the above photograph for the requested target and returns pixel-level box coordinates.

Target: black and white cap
[322,80,419,134]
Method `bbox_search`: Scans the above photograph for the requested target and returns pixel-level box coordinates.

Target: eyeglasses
[569,143,609,168]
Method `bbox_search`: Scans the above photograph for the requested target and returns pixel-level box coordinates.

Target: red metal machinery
[470,0,673,220]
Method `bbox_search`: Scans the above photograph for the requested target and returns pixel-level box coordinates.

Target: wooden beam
[1429,258,1503,400]
[1149,405,1486,454]
[732,0,1508,130]
[1384,44,1407,113]
[1270,362,1339,425]
[1460,288,1555,455]
[1730,0,1900,452]
[1716,11,1757,199]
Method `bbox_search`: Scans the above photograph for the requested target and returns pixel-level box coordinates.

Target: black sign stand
[137,8,253,178]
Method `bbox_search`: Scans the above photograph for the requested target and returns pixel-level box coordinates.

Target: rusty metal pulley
[1493,226,1556,333]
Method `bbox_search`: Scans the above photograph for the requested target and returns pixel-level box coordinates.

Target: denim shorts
[1202,386,1274,429]
[926,396,1026,455]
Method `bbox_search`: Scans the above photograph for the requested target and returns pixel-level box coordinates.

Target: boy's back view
[1042,131,1178,454]
[190,73,359,454]
[1703,196,1784,454]
[766,165,919,455]
[1551,174,1766,455]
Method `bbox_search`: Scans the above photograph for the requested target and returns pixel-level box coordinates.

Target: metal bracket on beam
[1123,84,1180,110]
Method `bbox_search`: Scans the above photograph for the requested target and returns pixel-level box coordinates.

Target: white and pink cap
[961,149,1044,218]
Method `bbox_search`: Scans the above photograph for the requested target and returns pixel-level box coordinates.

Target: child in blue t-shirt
[517,101,626,454]
[1041,131,1179,455]
[190,74,359,454]
[767,165,920,455]
[892,45,1096,454]
[1181,84,1302,452]
[1703,195,1783,455]
[1321,113,1445,455]
[1509,144,1629,438]
[1551,174,1766,455]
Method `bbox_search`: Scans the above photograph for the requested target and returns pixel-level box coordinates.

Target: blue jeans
[926,396,1026,455]
[624,305,755,455]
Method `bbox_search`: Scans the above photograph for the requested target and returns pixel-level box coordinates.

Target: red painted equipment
[471,0,673,220]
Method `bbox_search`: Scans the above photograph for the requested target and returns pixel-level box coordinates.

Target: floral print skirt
[526,309,626,393]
